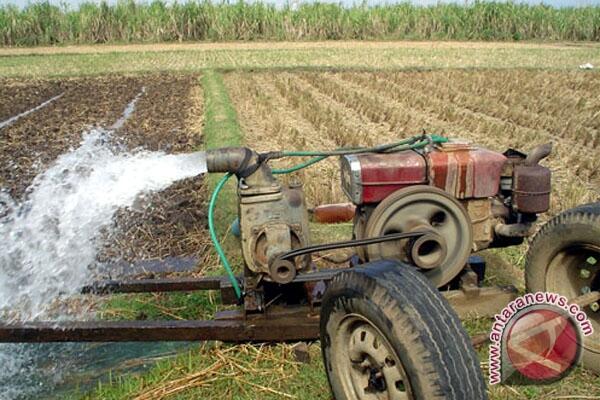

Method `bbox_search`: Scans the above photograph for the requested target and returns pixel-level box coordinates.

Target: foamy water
[0,129,207,321]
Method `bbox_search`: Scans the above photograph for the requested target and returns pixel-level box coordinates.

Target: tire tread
[321,261,487,400]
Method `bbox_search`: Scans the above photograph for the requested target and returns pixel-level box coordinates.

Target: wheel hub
[368,368,387,392]
[333,315,412,400]
[547,245,600,350]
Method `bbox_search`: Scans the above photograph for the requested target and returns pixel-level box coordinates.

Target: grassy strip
[1,44,600,78]
[2,1,600,46]
[202,70,243,261]
[202,70,243,150]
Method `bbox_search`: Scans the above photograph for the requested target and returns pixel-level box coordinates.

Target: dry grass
[2,43,600,78]
[87,343,329,400]
[1,41,591,56]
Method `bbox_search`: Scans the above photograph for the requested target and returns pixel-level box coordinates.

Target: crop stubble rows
[225,70,600,214]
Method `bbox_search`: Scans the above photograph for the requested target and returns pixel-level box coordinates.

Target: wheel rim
[331,314,412,400]
[546,244,600,354]
[364,186,472,287]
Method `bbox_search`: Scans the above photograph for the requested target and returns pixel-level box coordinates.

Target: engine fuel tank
[427,142,507,199]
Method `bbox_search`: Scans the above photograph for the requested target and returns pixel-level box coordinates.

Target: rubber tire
[526,202,600,374]
[320,260,487,400]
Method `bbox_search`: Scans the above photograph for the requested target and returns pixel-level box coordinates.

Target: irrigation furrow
[314,73,433,137]
[225,72,347,205]
[100,74,206,262]
[313,73,414,133]
[296,72,394,144]
[336,72,477,140]
[273,72,368,148]
[228,72,327,151]
[0,92,64,130]
[345,72,600,169]
[0,78,142,199]
[111,86,146,130]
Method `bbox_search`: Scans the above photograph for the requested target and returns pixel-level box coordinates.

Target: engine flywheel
[362,185,473,288]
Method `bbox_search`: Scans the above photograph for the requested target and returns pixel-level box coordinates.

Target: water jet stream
[0,129,207,398]
[0,129,207,322]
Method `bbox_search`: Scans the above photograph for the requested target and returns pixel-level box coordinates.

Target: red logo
[505,308,580,382]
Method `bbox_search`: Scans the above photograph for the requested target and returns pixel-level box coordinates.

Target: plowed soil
[0,74,208,263]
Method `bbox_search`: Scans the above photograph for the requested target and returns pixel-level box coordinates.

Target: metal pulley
[358,185,473,287]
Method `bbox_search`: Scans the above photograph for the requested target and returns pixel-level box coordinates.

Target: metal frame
[0,263,518,343]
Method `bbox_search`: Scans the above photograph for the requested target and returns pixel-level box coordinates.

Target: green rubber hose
[272,134,447,174]
[208,172,242,299]
[272,155,328,174]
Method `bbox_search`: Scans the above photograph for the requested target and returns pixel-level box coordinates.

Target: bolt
[581,286,591,294]
[590,302,600,313]
[580,269,592,279]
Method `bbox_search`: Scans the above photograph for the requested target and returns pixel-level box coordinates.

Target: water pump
[9,135,597,400]
[206,147,310,285]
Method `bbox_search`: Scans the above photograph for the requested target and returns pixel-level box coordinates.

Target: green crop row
[1,0,599,46]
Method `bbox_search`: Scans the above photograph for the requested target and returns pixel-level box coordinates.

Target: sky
[4,0,600,7]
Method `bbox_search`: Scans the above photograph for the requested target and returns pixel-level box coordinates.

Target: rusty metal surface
[428,147,506,199]
[0,316,320,343]
[341,150,427,204]
[312,203,356,224]
[95,256,199,279]
[513,164,551,213]
[0,283,520,343]
[361,186,472,288]
[443,285,518,318]
[240,184,310,277]
[462,198,493,251]
[81,276,226,295]
[206,147,263,179]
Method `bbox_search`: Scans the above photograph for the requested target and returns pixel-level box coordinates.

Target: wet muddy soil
[0,73,208,263]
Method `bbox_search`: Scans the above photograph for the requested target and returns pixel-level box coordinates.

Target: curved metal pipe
[494,222,536,238]
[206,147,259,177]
[524,143,552,166]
